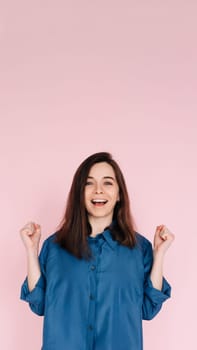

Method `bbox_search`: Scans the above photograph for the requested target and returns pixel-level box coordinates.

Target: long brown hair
[54,152,137,260]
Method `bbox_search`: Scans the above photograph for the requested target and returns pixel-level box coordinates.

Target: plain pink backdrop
[0,1,196,349]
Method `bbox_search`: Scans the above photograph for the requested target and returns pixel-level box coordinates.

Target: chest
[45,242,145,292]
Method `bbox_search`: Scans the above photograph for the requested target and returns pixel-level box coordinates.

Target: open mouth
[91,199,108,207]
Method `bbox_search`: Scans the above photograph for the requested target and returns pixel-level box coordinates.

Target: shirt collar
[102,228,118,250]
[87,220,118,251]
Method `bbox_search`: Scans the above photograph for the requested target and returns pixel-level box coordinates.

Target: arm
[26,249,41,292]
[142,225,174,320]
[150,225,175,291]
[20,222,47,316]
[149,252,164,291]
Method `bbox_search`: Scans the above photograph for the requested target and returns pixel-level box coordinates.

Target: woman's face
[84,162,120,220]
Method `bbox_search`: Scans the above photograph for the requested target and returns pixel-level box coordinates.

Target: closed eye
[85,181,113,186]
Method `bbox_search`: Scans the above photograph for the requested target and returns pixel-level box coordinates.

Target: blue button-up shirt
[20,228,171,350]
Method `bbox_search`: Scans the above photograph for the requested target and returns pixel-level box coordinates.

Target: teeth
[92,199,107,203]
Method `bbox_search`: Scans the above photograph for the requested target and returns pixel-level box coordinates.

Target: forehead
[88,162,116,177]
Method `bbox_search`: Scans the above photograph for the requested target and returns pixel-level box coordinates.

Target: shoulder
[39,232,58,255]
[134,232,154,267]
[135,231,153,253]
[38,232,59,263]
[44,232,57,244]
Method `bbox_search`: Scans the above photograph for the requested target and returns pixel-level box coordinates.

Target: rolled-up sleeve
[20,238,49,316]
[142,239,171,320]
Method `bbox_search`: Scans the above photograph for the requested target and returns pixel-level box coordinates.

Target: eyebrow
[87,176,115,181]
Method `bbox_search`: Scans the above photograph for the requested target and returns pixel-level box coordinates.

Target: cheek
[84,188,92,201]
[110,188,119,198]
[84,195,90,209]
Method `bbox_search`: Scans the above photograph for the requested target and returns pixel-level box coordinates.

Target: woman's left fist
[153,225,175,256]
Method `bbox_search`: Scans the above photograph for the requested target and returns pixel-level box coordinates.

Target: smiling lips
[91,199,108,207]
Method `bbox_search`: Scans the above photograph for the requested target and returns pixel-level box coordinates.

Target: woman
[20,151,175,350]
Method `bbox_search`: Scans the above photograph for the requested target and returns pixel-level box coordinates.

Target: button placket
[89,293,94,300]
[86,239,103,349]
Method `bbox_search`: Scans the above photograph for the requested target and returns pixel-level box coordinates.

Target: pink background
[0,1,196,349]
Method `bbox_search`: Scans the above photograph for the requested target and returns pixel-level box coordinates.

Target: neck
[88,216,113,237]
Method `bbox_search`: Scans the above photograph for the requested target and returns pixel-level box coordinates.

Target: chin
[88,210,113,218]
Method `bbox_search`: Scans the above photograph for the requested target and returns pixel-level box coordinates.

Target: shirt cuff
[144,276,171,304]
[20,274,45,304]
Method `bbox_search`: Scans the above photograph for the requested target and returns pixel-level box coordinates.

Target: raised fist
[20,221,41,253]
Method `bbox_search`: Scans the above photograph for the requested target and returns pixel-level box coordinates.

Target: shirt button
[90,265,96,270]
[88,324,94,330]
[89,293,95,300]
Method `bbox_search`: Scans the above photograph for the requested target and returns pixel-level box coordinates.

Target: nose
[95,189,103,194]
[95,183,103,194]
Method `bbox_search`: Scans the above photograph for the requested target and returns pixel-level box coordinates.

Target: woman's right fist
[20,221,41,253]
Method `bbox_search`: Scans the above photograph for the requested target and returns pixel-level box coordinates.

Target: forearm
[26,249,41,292]
[149,252,164,291]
